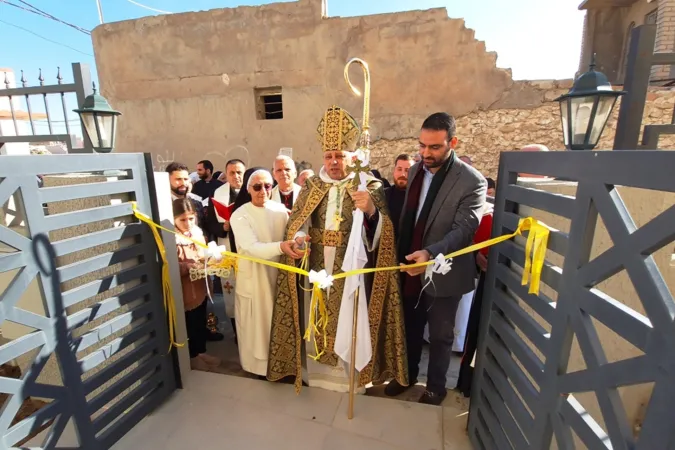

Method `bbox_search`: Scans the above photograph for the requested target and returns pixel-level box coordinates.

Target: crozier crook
[344,58,371,150]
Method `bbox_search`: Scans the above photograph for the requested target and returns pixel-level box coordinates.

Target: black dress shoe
[206,330,224,341]
[418,389,446,406]
[384,379,417,397]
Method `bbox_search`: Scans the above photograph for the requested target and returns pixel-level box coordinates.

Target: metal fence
[468,150,675,449]
[0,153,175,448]
[0,63,94,153]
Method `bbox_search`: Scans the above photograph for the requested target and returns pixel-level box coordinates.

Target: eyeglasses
[251,183,273,192]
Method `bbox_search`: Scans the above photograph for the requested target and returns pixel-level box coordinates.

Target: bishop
[266,105,409,393]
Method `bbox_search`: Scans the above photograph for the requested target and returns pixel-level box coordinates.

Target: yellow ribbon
[132,203,550,354]
[296,250,328,360]
[132,203,185,352]
[303,284,329,360]
[520,217,549,294]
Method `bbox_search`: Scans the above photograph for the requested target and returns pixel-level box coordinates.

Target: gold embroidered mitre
[316,105,361,152]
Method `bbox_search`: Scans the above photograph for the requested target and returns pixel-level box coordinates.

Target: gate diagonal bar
[468,150,675,450]
[0,154,175,448]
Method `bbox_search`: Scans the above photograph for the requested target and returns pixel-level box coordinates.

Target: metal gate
[468,150,675,449]
[0,153,176,448]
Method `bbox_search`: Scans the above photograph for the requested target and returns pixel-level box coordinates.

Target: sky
[0,0,585,137]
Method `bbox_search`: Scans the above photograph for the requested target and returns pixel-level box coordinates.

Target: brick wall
[652,0,675,80]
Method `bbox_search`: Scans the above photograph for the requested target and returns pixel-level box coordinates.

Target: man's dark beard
[424,149,452,170]
[171,186,188,197]
[199,173,208,180]
[395,178,407,189]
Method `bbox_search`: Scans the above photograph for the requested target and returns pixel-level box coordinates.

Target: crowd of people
[167,106,501,405]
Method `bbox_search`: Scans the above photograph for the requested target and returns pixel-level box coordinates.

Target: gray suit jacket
[399,157,487,298]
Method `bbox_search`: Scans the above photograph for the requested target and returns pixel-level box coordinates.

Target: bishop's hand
[349,190,376,217]
[281,240,304,260]
[294,235,310,250]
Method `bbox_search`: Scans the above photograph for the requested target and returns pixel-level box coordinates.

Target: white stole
[335,172,373,371]
[271,183,301,208]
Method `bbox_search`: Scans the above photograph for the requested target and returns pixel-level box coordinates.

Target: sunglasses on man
[251,183,273,192]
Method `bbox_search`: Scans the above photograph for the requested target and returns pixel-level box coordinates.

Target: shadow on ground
[203,293,471,410]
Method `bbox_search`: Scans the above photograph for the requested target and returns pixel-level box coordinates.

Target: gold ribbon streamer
[132,204,550,354]
[132,203,185,352]
[520,218,549,294]
[297,250,329,360]
[303,284,329,361]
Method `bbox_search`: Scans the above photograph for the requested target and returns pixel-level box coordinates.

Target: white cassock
[453,288,475,353]
[270,183,301,210]
[212,183,236,318]
[296,168,382,393]
[229,201,289,375]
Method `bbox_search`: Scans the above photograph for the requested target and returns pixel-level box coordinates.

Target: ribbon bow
[206,241,227,262]
[425,253,453,279]
[416,254,453,311]
[204,241,227,304]
[308,269,334,289]
[304,270,334,360]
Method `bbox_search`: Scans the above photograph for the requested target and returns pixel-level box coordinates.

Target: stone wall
[91,0,512,171]
[92,0,675,183]
[370,81,675,182]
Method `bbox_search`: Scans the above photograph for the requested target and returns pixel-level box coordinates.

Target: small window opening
[255,87,283,120]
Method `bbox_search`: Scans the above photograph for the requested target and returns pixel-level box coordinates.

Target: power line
[0,0,91,35]
[0,19,94,57]
[16,0,91,34]
[125,0,172,14]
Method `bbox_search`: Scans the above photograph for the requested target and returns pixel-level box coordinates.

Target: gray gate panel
[469,150,675,449]
[0,153,176,448]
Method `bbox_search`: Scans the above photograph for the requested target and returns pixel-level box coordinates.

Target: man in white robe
[206,159,246,341]
[229,170,304,376]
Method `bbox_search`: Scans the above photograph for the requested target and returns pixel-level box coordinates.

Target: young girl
[173,198,221,371]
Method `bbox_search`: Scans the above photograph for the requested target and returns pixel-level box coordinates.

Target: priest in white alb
[206,159,246,341]
[229,169,305,377]
[271,155,302,211]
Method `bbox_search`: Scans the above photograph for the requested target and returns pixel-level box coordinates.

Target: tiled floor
[112,371,472,450]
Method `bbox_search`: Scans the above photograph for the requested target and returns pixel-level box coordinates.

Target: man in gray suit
[385,112,486,405]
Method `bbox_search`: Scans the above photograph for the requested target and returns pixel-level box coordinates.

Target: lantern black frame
[555,57,625,151]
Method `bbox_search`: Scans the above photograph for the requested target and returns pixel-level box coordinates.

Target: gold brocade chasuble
[266,174,409,392]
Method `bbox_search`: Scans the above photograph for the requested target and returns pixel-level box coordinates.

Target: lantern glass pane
[589,96,616,147]
[96,114,115,149]
[559,100,570,146]
[110,114,118,149]
[80,112,100,148]
[570,95,596,147]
